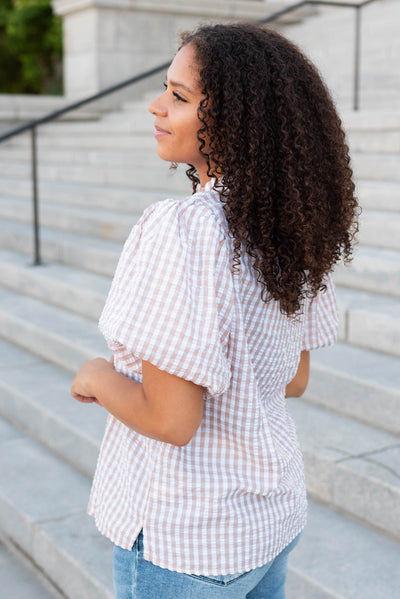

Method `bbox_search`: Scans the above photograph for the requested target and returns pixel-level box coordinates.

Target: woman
[71,23,358,599]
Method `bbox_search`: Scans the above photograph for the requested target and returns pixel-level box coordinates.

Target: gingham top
[88,180,338,575]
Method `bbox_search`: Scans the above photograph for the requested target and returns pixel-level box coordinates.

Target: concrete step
[352,152,400,182]
[357,180,400,212]
[0,248,109,321]
[1,200,399,256]
[5,131,156,150]
[0,144,162,167]
[0,286,109,374]
[0,159,189,193]
[3,173,397,220]
[0,541,61,599]
[344,111,400,153]
[0,196,139,242]
[0,176,170,212]
[287,499,400,599]
[335,245,400,300]
[0,219,121,276]
[307,343,400,436]
[341,111,400,132]
[287,398,400,540]
[347,129,400,153]
[4,139,400,186]
[0,339,105,478]
[6,120,400,156]
[359,209,400,251]
[14,116,155,136]
[0,417,113,599]
[337,287,400,358]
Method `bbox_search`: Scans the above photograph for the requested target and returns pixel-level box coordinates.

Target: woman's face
[148,44,209,184]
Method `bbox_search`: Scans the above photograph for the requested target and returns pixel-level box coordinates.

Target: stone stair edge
[0,219,121,277]
[0,195,144,219]
[0,161,189,192]
[336,286,400,358]
[8,222,400,301]
[0,196,141,243]
[0,535,64,599]
[1,238,400,320]
[308,343,400,436]
[1,235,400,307]
[0,176,186,213]
[0,247,109,321]
[0,146,159,165]
[1,174,397,209]
[4,130,400,155]
[0,285,109,374]
[288,496,400,599]
[287,397,400,541]
[0,417,114,599]
[0,337,105,479]
[335,245,400,301]
[2,195,400,248]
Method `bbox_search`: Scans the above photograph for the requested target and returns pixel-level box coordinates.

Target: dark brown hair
[180,23,359,316]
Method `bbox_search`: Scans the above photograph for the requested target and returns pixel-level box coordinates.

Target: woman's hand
[71,356,204,446]
[71,357,114,405]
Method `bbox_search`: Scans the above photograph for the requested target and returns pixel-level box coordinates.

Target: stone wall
[52,0,291,106]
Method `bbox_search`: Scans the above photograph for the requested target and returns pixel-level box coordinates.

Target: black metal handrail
[0,0,378,265]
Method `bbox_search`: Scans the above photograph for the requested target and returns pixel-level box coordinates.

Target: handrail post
[30,126,41,265]
[353,4,362,111]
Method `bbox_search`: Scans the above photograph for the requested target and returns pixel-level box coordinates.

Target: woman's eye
[173,91,186,103]
[162,82,186,103]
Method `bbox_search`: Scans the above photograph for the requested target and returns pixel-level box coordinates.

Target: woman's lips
[154,125,170,138]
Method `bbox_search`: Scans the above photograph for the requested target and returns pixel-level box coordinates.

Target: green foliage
[0,0,63,94]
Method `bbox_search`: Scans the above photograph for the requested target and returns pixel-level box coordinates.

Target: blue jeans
[113,531,300,599]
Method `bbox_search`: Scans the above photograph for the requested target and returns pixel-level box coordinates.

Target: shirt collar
[196,177,218,193]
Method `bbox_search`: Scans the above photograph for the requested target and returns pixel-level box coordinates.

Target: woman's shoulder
[139,189,227,242]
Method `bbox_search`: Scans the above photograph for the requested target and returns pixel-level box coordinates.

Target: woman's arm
[71,358,204,446]
[285,350,310,398]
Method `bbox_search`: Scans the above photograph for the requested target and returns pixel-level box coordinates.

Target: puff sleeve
[99,198,233,396]
[301,271,339,350]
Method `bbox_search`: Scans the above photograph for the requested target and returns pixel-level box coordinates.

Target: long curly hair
[179,23,359,316]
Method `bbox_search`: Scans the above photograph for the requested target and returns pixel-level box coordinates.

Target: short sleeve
[302,271,339,351]
[99,198,232,396]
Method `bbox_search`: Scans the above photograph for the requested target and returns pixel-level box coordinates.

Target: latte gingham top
[88,180,338,575]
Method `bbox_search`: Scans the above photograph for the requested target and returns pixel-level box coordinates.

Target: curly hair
[179,23,359,316]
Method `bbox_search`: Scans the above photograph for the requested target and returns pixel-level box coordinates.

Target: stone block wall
[52,0,290,105]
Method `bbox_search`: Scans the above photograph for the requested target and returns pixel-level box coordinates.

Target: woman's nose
[148,94,167,116]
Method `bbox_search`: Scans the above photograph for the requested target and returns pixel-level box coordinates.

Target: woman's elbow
[285,381,308,398]
[162,424,199,447]
[159,412,203,447]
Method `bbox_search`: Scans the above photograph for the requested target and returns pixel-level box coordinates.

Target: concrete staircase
[284,0,400,111]
[0,66,400,599]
